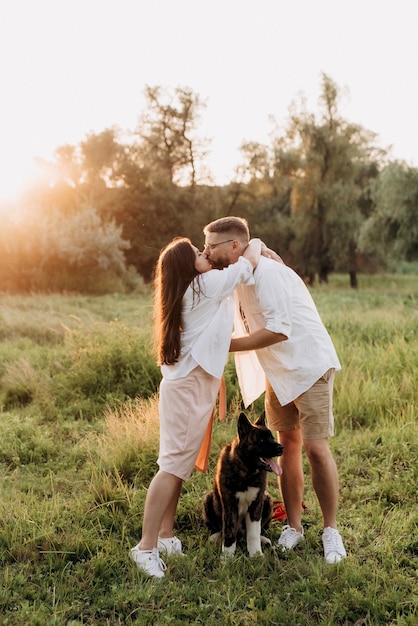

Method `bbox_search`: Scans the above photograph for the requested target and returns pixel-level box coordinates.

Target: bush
[0,207,134,293]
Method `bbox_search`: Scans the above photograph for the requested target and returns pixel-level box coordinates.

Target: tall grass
[0,276,417,625]
[0,293,160,420]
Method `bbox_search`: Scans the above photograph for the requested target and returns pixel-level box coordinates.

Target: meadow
[0,274,417,626]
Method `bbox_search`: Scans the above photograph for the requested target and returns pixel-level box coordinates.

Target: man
[203,216,347,564]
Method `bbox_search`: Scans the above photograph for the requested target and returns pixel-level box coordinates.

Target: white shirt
[162,256,254,380]
[234,256,341,406]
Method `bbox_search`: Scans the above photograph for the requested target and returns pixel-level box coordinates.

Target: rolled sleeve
[264,314,290,337]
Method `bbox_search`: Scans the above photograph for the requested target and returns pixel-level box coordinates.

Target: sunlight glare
[0,155,45,206]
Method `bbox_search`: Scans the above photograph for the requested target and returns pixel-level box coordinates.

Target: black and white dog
[203,412,283,557]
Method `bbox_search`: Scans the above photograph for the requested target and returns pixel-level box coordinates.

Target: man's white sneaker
[322,527,347,564]
[131,546,167,578]
[277,525,305,552]
[157,536,184,556]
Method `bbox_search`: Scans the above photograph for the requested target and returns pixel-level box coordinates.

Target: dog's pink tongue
[267,458,282,476]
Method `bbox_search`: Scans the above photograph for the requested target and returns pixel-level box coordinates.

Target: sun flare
[0,155,46,207]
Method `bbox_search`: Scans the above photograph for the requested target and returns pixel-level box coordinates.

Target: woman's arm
[243,238,262,269]
[260,242,285,264]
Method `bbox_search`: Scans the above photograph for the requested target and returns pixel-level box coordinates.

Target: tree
[282,73,382,286]
[228,140,295,258]
[135,85,210,187]
[359,162,418,265]
[234,77,383,284]
[109,86,214,280]
[22,128,129,220]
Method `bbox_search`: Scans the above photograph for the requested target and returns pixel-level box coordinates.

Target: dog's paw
[221,542,236,560]
[248,549,264,558]
[209,532,221,543]
[260,535,272,546]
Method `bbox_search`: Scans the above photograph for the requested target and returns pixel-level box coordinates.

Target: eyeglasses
[204,239,234,251]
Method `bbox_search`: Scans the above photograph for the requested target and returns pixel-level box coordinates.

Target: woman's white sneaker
[277,525,305,552]
[157,536,183,556]
[131,546,167,578]
[322,527,347,564]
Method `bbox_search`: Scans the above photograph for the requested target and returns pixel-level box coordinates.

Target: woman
[131,236,262,577]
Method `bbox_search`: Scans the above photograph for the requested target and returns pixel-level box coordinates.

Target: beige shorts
[158,366,221,481]
[265,369,335,440]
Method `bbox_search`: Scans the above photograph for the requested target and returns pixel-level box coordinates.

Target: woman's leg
[158,477,183,538]
[138,470,183,550]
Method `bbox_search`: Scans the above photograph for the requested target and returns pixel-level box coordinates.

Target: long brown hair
[153,237,200,365]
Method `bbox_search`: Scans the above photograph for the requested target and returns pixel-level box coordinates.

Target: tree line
[1,74,417,293]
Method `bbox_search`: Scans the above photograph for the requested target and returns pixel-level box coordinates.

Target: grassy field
[0,274,417,625]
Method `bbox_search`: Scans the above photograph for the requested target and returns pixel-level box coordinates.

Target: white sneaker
[322,527,347,564]
[157,536,183,556]
[278,525,305,552]
[131,546,167,578]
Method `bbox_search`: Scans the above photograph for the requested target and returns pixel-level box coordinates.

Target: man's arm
[230,328,287,352]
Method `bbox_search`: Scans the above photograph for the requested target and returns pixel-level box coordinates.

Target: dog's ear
[254,411,266,427]
[237,412,252,439]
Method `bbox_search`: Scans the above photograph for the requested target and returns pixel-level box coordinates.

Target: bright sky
[1,0,417,206]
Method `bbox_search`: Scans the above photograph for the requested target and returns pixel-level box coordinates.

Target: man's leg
[304,437,347,563]
[303,438,339,529]
[278,428,304,532]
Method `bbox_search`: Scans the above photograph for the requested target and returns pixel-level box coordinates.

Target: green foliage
[0,280,417,624]
[359,161,418,264]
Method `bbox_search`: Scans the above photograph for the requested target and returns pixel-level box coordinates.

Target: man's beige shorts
[158,366,220,481]
[265,369,335,440]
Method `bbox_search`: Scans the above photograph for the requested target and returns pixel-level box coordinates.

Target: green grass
[0,275,417,625]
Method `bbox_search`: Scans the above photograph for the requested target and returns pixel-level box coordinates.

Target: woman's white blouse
[161,256,254,380]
